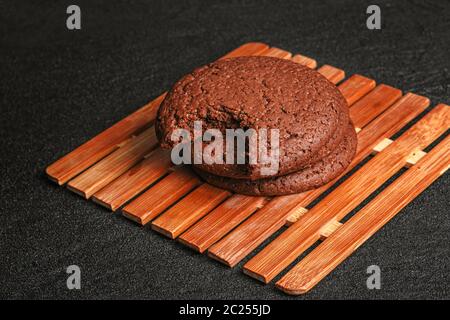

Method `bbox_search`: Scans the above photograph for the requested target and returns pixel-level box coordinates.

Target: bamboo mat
[46,42,450,295]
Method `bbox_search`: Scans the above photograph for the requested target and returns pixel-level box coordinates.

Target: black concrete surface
[0,0,449,299]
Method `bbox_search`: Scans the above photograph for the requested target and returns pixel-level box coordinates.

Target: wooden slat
[92,148,172,211]
[285,93,431,224]
[277,131,450,295]
[319,220,343,240]
[317,65,345,84]
[372,137,393,153]
[353,94,431,166]
[46,94,165,185]
[151,184,231,239]
[178,195,267,253]
[67,127,159,198]
[286,210,345,239]
[243,104,449,284]
[206,75,378,267]
[284,206,309,227]
[350,84,402,128]
[220,42,270,59]
[47,43,269,185]
[372,137,427,167]
[208,194,307,267]
[122,167,201,225]
[261,47,292,59]
[338,74,376,106]
[291,54,317,69]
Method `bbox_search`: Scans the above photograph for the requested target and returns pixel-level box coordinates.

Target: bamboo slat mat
[46,42,450,295]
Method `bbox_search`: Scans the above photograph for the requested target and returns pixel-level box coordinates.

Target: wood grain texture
[319,220,343,240]
[261,47,292,59]
[317,65,345,84]
[122,167,201,225]
[338,75,376,106]
[243,104,449,283]
[151,184,231,239]
[92,148,172,211]
[284,206,309,227]
[372,137,427,167]
[66,126,159,199]
[46,94,165,185]
[349,84,402,128]
[208,193,307,267]
[178,195,267,253]
[291,54,317,69]
[277,132,450,295]
[220,42,270,59]
[353,93,431,166]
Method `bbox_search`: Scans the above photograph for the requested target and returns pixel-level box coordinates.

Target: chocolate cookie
[193,122,357,196]
[156,56,348,180]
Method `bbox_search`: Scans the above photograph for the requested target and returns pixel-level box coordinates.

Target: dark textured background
[1,0,449,300]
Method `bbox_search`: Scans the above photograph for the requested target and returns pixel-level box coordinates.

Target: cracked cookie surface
[193,122,357,196]
[156,56,348,179]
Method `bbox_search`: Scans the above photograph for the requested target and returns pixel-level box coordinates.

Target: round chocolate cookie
[156,56,349,180]
[193,122,357,196]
